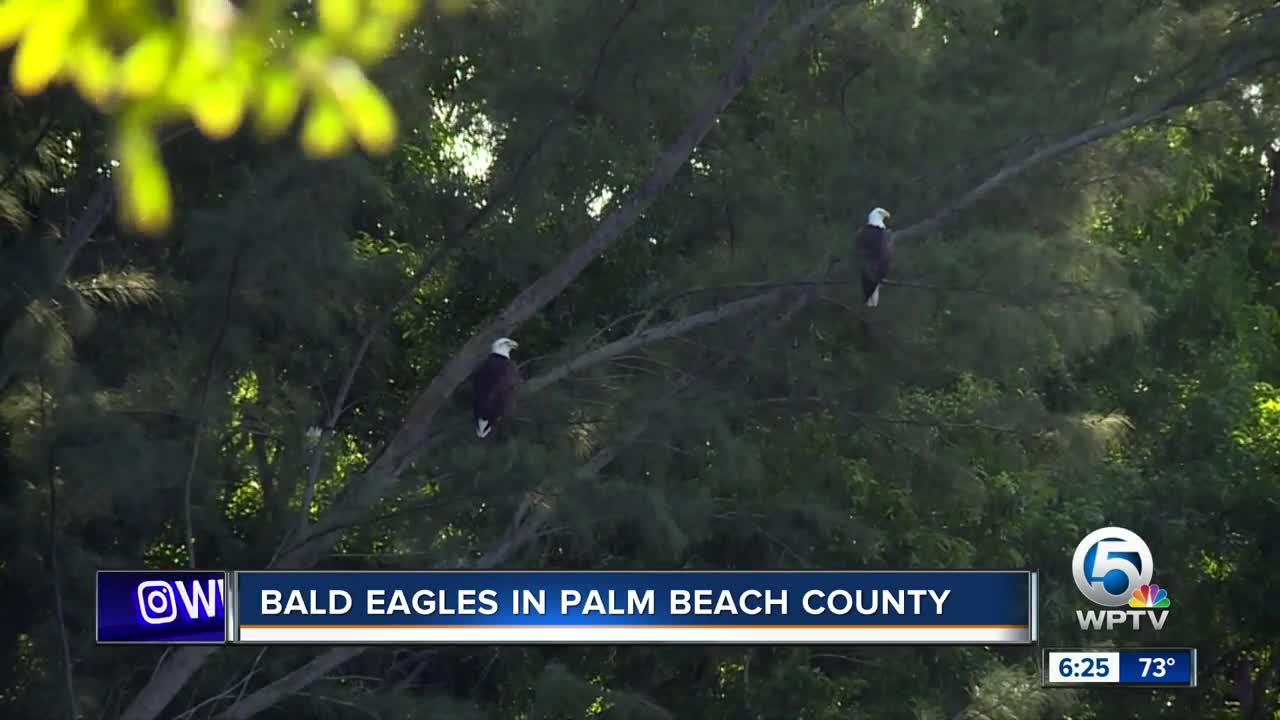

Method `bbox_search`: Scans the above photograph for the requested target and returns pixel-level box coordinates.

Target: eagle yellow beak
[508,340,519,349]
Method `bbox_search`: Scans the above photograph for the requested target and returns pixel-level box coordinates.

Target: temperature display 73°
[1042,648,1196,688]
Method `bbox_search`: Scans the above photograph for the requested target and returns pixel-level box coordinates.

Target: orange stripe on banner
[238,624,1028,630]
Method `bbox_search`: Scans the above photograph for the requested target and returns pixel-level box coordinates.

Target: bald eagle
[473,337,520,438]
[856,207,893,307]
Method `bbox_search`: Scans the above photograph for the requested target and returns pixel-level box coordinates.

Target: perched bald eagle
[473,337,520,438]
[856,207,893,307]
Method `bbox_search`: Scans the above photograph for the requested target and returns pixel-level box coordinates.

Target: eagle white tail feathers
[865,286,880,307]
[476,419,491,438]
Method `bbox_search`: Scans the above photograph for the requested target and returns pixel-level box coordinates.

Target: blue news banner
[96,569,1036,645]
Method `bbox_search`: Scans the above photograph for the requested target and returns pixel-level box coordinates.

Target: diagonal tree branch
[291,0,648,542]
[899,32,1280,242]
[119,5,838,718]
[518,30,1280,384]
[122,5,1278,718]
[352,0,787,484]
[279,0,834,571]
[192,231,836,720]
[292,244,452,540]
[220,266,811,720]
[522,292,783,394]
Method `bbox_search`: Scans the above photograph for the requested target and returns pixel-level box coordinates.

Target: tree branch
[898,24,1280,242]
[522,292,782,394]
[361,0,786,480]
[122,2,1277,716]
[521,25,1280,372]
[0,115,54,192]
[193,248,819,720]
[293,244,452,539]
[268,0,802,580]
[42,369,81,720]
[213,647,366,720]
[289,0,647,542]
[183,235,251,568]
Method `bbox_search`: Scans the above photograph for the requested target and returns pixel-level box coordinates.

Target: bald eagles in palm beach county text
[473,337,520,439]
[856,207,894,307]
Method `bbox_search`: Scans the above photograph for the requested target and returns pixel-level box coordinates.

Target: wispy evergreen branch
[0,114,53,192]
[755,397,1045,437]
[0,126,194,396]
[70,271,162,307]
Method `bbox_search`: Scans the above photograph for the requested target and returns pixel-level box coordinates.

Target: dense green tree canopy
[2,0,1279,718]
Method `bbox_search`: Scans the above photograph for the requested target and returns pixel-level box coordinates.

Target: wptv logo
[1072,526,1171,631]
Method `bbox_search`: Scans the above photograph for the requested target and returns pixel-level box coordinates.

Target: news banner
[93,527,1199,689]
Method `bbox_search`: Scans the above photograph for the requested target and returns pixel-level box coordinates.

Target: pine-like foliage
[2,1,1280,719]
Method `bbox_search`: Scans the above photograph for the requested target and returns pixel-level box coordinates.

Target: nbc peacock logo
[1128,584,1171,609]
[1072,527,1171,631]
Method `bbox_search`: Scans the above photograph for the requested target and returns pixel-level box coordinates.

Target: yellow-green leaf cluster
[0,0,444,234]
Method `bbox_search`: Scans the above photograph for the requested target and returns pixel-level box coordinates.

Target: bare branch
[898,24,1280,242]
[523,292,782,394]
[171,648,268,720]
[183,236,251,568]
[42,369,80,720]
[214,647,367,720]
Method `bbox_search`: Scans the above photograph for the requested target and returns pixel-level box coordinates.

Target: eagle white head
[491,337,519,358]
[868,207,891,228]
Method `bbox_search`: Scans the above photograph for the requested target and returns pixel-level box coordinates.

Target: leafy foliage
[0,0,447,233]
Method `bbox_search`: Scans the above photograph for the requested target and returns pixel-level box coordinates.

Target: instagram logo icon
[136,581,179,624]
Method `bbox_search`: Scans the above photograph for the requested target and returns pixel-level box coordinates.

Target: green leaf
[254,69,303,137]
[371,0,421,22]
[338,78,397,153]
[11,0,86,95]
[0,0,40,48]
[192,72,249,139]
[118,30,175,98]
[116,121,172,235]
[167,34,225,103]
[349,16,397,62]
[318,0,359,36]
[325,60,396,152]
[301,95,351,157]
[68,33,116,106]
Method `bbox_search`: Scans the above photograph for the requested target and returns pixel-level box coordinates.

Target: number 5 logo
[1072,527,1153,607]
